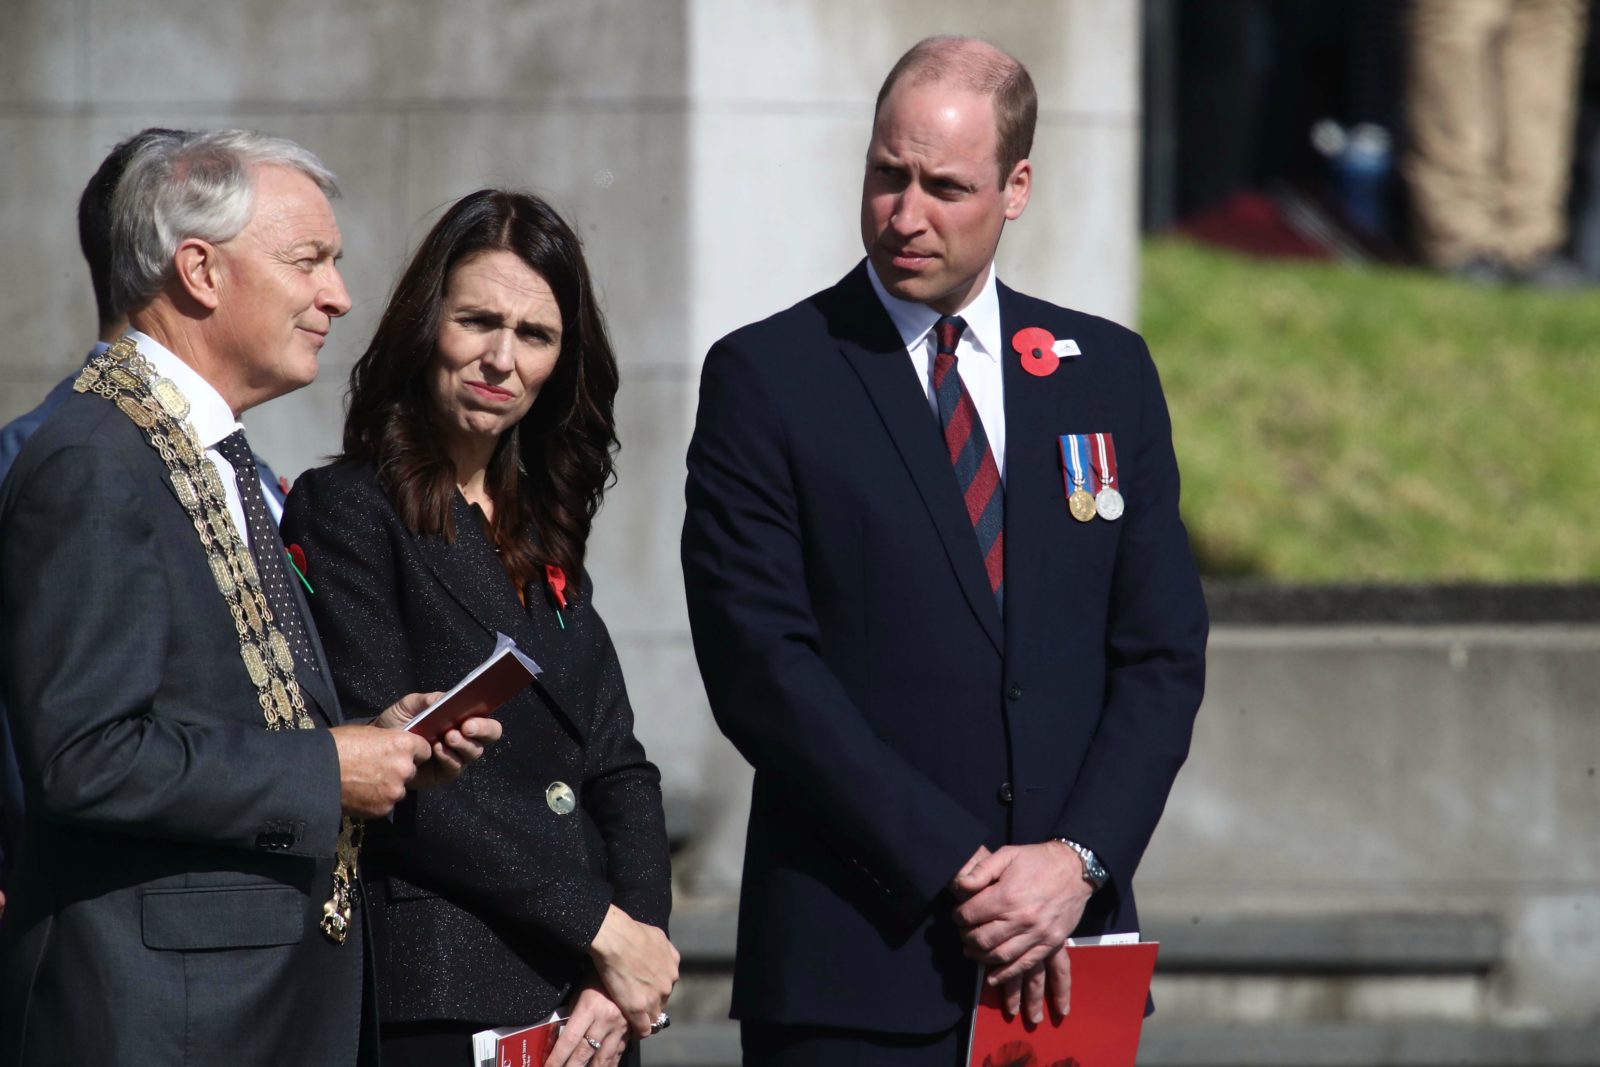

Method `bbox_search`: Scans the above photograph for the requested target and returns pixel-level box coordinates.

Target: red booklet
[966,939,1159,1067]
[405,632,541,744]
[472,1012,564,1067]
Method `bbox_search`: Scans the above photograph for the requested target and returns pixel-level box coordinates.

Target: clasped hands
[950,840,1095,1025]
[330,691,502,818]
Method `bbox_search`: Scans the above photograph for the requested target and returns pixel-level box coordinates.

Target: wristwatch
[1056,838,1108,889]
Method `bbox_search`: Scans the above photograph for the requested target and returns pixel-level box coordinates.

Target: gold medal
[1069,488,1096,522]
[151,376,190,420]
[108,366,140,391]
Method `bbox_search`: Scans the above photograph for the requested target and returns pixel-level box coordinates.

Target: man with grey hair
[0,128,294,905]
[0,128,501,1066]
[684,37,1206,1064]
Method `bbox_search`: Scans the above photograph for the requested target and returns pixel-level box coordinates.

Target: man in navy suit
[682,37,1208,1065]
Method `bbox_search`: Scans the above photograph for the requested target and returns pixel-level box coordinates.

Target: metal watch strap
[1056,838,1108,889]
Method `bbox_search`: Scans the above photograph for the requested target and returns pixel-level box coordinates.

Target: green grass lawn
[1141,237,1600,580]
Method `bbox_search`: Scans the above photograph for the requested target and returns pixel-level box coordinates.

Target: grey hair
[108,128,340,316]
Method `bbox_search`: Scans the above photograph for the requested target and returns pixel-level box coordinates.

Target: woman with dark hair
[281,189,677,1067]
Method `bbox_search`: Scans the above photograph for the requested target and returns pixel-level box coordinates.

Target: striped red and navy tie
[932,315,1004,610]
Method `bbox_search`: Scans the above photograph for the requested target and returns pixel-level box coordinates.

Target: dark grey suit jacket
[0,392,373,1067]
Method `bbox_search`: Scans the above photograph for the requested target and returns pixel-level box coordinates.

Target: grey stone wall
[1141,624,1600,1025]
[0,1,1142,872]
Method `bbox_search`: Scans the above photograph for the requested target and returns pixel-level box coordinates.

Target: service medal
[1088,432,1123,522]
[1059,433,1100,522]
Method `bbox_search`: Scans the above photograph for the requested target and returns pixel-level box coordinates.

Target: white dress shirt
[866,261,1007,480]
[130,331,262,542]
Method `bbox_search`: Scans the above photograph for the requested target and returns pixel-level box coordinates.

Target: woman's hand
[370,691,502,789]
[545,985,629,1067]
[586,904,679,1037]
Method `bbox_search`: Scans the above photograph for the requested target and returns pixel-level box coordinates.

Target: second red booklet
[472,1012,565,1067]
[405,632,542,743]
[966,939,1159,1067]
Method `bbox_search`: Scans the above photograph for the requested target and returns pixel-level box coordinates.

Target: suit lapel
[410,494,588,741]
[827,264,1003,654]
[998,282,1064,657]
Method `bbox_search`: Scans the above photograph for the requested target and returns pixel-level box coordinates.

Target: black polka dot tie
[216,429,320,676]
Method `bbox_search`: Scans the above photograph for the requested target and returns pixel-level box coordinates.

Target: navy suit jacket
[0,349,286,892]
[681,262,1208,1033]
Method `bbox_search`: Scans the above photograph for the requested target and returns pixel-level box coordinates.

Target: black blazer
[0,392,370,1067]
[281,460,671,1025]
[682,263,1208,1033]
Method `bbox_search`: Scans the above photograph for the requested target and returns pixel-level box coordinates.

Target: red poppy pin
[545,564,569,630]
[285,543,313,594]
[1012,326,1059,377]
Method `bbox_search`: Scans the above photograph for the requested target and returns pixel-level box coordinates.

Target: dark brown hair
[342,189,619,594]
[874,36,1037,184]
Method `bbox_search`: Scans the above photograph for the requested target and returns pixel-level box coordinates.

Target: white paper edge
[407,631,541,735]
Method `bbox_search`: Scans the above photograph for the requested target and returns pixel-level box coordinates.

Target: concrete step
[671,909,1501,976]
[645,1021,1600,1067]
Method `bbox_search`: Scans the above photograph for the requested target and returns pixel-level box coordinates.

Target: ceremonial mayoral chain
[75,336,362,944]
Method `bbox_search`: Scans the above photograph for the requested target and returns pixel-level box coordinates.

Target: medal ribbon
[1059,434,1095,492]
[1090,433,1118,492]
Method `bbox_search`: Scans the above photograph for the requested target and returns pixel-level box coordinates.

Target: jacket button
[1007,684,1023,701]
[998,782,1014,805]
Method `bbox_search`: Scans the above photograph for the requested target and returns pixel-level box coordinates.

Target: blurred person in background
[1405,0,1593,285]
[282,189,675,1067]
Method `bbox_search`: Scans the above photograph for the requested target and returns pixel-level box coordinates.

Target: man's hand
[545,984,629,1067]
[950,844,994,901]
[328,722,430,819]
[989,945,1073,1024]
[587,904,680,1038]
[952,840,1094,1014]
[370,691,502,790]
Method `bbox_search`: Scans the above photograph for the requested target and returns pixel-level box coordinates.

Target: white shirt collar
[127,330,244,449]
[865,259,1002,364]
